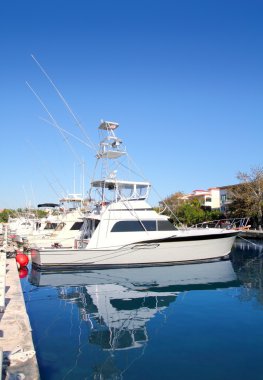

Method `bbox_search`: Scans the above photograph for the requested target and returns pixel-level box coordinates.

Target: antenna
[25,139,68,199]
[39,117,93,150]
[31,54,97,152]
[30,182,37,209]
[73,162,76,194]
[26,81,83,165]
[22,185,28,209]
[81,159,85,200]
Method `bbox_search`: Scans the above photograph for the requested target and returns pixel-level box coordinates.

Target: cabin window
[44,223,58,230]
[157,220,177,231]
[141,220,156,231]
[70,221,84,230]
[111,221,145,232]
[81,218,100,239]
[111,220,176,232]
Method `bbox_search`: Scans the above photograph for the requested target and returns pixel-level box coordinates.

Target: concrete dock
[238,229,263,240]
[0,254,40,379]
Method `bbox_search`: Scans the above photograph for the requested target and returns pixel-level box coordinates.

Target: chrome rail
[191,217,251,230]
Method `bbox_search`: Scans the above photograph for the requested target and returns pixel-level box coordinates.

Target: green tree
[161,192,185,211]
[34,209,48,218]
[0,208,48,223]
[229,166,263,228]
[0,209,16,223]
[162,194,222,226]
[176,199,206,226]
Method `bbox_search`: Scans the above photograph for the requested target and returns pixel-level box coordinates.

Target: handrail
[191,217,250,230]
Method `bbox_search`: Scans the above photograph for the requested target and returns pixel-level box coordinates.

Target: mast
[89,121,151,204]
[96,120,126,180]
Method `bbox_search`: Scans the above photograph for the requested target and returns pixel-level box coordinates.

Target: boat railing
[191,217,251,230]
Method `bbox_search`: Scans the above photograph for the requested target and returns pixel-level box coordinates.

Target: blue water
[21,239,263,380]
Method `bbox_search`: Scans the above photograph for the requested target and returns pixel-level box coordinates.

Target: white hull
[31,231,237,269]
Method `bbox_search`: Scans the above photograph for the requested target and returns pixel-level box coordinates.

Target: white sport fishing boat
[28,194,86,249]
[31,121,239,269]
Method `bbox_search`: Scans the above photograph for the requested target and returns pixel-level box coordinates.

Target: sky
[1,0,263,209]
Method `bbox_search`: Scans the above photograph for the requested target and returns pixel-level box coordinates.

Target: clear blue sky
[1,0,263,209]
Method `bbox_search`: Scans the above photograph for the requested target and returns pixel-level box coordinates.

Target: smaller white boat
[8,214,41,237]
[28,194,86,249]
[31,121,239,269]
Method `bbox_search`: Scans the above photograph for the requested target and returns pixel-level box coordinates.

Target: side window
[111,221,145,232]
[44,223,58,230]
[111,220,157,232]
[157,220,177,231]
[70,221,84,230]
[141,221,156,231]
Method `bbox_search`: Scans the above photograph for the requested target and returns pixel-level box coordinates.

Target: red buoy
[16,253,29,267]
[19,266,29,278]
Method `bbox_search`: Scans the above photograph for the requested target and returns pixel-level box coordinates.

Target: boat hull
[31,231,238,269]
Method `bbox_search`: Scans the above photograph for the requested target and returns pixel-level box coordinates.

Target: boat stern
[30,248,42,267]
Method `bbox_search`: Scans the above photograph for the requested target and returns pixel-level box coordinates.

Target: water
[21,239,263,380]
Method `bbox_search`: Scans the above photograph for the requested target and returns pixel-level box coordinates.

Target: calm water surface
[21,239,263,380]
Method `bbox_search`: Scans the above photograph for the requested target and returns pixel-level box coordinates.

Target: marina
[0,116,259,379]
[1,1,263,379]
[0,116,261,378]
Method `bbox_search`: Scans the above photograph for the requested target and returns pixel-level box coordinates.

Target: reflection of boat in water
[231,239,263,303]
[29,260,238,354]
[30,260,238,290]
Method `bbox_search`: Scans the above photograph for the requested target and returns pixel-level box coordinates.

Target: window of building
[221,194,227,203]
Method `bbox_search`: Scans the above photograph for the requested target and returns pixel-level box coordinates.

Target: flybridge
[97,120,126,159]
[91,179,151,201]
[93,121,151,201]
